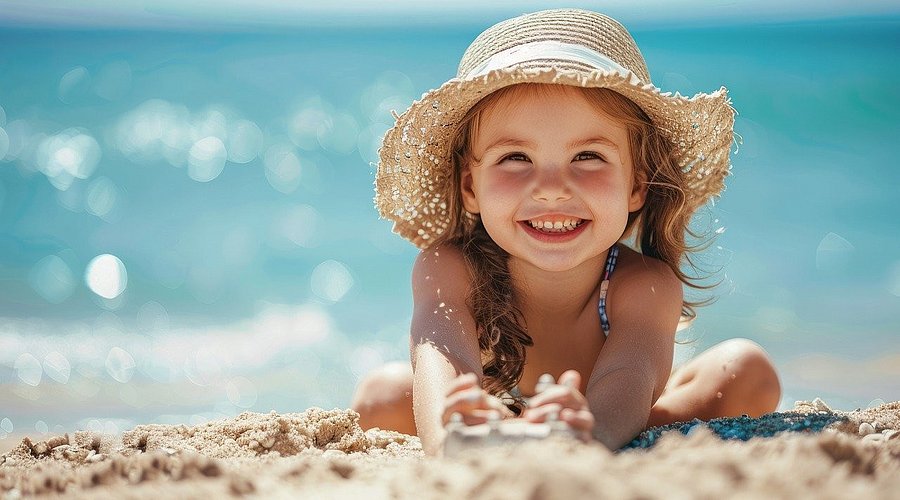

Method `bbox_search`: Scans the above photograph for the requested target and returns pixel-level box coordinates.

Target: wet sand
[1,401,898,499]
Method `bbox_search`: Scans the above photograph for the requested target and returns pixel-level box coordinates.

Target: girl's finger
[526,385,586,411]
[522,403,564,423]
[445,372,479,397]
[444,409,503,427]
[557,370,581,390]
[560,408,594,432]
[444,387,486,412]
[443,388,507,419]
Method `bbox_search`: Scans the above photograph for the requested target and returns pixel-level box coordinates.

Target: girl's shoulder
[411,243,473,306]
[611,244,683,307]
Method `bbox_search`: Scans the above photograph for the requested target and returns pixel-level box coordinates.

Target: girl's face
[460,85,647,273]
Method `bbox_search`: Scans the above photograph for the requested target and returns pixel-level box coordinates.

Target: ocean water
[1,17,898,439]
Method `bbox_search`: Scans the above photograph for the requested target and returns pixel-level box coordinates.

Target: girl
[353,9,781,456]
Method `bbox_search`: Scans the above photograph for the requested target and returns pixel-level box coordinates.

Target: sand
[1,402,898,499]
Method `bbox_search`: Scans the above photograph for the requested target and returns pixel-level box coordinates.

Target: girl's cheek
[579,176,628,202]
[481,173,526,197]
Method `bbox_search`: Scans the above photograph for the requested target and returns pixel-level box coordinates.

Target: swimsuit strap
[507,245,620,411]
[598,245,619,337]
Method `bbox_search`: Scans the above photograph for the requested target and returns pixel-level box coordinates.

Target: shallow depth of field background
[1,1,898,442]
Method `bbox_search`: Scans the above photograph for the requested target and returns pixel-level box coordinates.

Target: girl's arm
[583,258,682,449]
[408,246,486,456]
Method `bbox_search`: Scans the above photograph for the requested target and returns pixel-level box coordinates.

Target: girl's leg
[350,362,417,435]
[647,338,781,428]
[351,339,781,435]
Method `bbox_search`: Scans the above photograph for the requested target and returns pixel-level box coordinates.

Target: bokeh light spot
[85,176,119,219]
[106,346,136,383]
[310,260,354,302]
[359,70,415,124]
[193,108,229,141]
[85,254,128,299]
[87,419,102,433]
[288,97,333,150]
[43,351,71,384]
[137,300,170,333]
[2,119,32,161]
[225,376,258,408]
[35,128,102,190]
[184,347,224,387]
[0,126,9,160]
[114,99,186,164]
[349,344,384,380]
[263,144,302,193]
[58,66,91,103]
[28,254,76,304]
[35,421,49,434]
[1,418,12,433]
[106,421,122,435]
[140,348,178,383]
[815,232,854,272]
[278,204,320,248]
[54,175,85,213]
[188,136,227,182]
[316,112,359,155]
[226,119,263,163]
[14,353,43,386]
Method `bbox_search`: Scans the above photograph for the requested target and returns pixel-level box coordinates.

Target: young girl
[352,8,781,456]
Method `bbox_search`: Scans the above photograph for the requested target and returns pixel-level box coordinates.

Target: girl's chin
[507,253,593,274]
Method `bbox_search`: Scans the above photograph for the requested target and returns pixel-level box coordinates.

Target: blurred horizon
[1,6,899,443]
[2,0,899,31]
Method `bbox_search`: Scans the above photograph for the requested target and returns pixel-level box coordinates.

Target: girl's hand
[441,372,513,426]
[522,370,595,442]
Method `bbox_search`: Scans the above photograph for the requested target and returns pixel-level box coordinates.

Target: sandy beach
[0,400,897,499]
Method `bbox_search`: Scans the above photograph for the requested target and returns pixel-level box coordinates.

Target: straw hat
[375,8,735,249]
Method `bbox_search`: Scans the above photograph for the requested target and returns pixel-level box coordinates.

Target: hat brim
[376,66,735,249]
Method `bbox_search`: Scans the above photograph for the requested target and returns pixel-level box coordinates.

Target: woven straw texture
[375,9,735,249]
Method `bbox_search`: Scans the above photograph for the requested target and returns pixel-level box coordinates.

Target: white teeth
[527,218,583,233]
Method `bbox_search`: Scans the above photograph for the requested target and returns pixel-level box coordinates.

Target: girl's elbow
[591,420,645,450]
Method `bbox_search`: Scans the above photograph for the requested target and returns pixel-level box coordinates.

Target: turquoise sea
[1,12,898,439]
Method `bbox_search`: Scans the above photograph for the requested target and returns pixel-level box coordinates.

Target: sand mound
[0,408,417,497]
[1,402,898,498]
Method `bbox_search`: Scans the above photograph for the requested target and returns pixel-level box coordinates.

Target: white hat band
[464,40,633,79]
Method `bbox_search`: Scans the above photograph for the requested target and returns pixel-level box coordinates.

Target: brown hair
[434,83,710,411]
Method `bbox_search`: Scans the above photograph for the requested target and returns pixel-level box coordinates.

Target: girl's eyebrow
[567,136,620,150]
[482,136,620,154]
[481,138,534,154]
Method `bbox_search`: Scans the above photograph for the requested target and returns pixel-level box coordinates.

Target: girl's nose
[530,166,572,202]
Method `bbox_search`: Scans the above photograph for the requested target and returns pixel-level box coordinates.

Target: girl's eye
[573,151,605,162]
[500,153,530,163]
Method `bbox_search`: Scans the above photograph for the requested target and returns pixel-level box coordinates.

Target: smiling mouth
[524,218,587,233]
